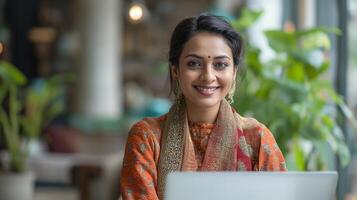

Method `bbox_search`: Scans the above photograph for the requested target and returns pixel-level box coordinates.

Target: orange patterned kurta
[120,115,286,200]
[188,121,215,169]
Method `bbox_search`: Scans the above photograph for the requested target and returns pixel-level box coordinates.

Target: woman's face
[172,32,237,111]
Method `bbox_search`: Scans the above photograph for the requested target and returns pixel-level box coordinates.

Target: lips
[194,85,220,96]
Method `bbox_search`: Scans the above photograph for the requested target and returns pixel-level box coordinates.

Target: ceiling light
[129,2,144,22]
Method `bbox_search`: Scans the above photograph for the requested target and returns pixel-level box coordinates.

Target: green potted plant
[232,9,357,170]
[21,75,66,155]
[0,60,33,200]
[0,60,66,200]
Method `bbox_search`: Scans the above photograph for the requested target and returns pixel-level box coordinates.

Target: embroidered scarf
[157,98,252,199]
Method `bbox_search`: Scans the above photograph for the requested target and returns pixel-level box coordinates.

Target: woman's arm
[120,121,159,200]
[257,125,287,171]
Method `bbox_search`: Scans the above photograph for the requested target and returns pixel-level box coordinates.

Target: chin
[189,98,222,109]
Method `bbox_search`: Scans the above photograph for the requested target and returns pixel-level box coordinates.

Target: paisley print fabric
[120,100,286,200]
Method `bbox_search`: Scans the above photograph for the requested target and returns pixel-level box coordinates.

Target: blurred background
[0,0,357,200]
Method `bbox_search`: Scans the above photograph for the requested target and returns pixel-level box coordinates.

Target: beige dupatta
[157,97,248,199]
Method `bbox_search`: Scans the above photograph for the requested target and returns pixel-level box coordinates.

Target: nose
[199,64,216,83]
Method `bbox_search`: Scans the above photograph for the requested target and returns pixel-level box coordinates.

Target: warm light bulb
[129,4,144,21]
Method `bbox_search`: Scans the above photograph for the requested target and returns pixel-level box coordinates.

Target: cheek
[220,72,235,88]
[178,74,190,92]
[178,69,197,84]
[222,80,232,93]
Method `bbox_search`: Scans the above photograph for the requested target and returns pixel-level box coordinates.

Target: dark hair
[169,13,243,68]
[168,13,244,96]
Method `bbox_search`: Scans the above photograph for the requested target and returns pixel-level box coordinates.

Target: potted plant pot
[0,171,34,200]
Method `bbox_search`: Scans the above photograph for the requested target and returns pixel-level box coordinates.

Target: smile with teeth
[194,85,220,95]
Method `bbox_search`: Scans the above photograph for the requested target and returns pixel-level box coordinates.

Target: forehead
[181,32,232,58]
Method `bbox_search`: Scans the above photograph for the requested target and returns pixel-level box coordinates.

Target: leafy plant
[21,76,66,140]
[0,61,27,172]
[0,60,67,172]
[232,9,357,170]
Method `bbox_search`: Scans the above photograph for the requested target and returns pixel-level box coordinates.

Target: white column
[76,0,122,119]
[298,0,316,29]
[247,0,283,61]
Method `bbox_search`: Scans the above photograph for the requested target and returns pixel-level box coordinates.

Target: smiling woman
[120,13,286,200]
[172,32,237,123]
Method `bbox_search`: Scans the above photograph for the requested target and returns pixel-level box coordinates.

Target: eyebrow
[184,54,231,60]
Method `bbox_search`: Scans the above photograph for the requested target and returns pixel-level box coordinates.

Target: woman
[120,13,286,200]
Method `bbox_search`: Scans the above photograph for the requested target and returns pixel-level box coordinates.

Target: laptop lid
[164,171,338,200]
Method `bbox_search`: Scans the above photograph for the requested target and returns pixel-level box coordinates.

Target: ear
[170,65,179,78]
[233,66,238,80]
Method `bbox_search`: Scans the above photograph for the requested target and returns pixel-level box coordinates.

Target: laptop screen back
[164,171,338,200]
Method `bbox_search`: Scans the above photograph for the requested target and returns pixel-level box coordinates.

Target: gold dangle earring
[226,79,236,104]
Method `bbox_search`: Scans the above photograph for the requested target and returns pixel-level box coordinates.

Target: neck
[185,101,220,124]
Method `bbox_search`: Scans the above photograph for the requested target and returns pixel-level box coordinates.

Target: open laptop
[164,171,338,200]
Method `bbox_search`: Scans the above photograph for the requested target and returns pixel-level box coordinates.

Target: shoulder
[235,112,264,133]
[235,113,275,143]
[127,115,167,141]
[142,115,167,130]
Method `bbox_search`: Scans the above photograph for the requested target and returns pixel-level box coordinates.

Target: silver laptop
[164,171,338,200]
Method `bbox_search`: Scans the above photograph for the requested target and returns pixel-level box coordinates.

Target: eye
[214,61,229,69]
[187,60,201,68]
